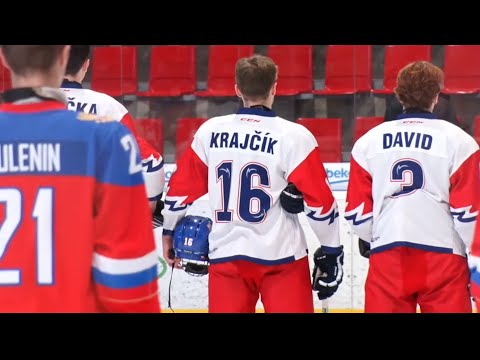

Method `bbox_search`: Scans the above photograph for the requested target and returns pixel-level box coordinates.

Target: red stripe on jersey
[167,145,208,205]
[120,112,161,161]
[136,136,161,161]
[95,280,160,313]
[345,156,373,214]
[287,147,335,209]
[120,112,139,137]
[94,183,155,260]
[0,101,66,113]
[450,150,480,212]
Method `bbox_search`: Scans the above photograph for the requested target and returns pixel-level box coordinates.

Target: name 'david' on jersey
[383,131,433,150]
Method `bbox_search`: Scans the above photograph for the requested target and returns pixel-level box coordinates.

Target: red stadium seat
[135,118,164,154]
[91,46,138,97]
[353,116,384,143]
[266,45,313,95]
[373,45,432,95]
[196,45,255,97]
[0,61,11,93]
[175,117,207,160]
[138,45,196,97]
[443,45,480,94]
[313,45,372,95]
[296,118,342,163]
[473,116,480,145]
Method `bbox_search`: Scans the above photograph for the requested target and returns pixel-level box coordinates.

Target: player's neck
[63,74,83,84]
[243,100,273,110]
[11,73,62,89]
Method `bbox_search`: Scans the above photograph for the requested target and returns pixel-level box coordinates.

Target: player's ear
[271,82,277,96]
[59,46,71,69]
[83,58,90,73]
[0,48,11,72]
[235,84,242,98]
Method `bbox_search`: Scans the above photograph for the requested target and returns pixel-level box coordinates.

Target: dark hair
[1,45,66,76]
[394,61,444,111]
[235,54,278,101]
[65,45,91,76]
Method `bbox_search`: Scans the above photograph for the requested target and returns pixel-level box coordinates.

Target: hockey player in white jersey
[162,54,343,313]
[61,45,164,210]
[345,61,479,313]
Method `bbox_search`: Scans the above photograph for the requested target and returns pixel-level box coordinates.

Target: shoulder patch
[76,112,115,123]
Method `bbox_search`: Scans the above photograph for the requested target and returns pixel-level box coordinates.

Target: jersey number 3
[0,188,54,285]
[390,159,425,197]
[216,161,272,223]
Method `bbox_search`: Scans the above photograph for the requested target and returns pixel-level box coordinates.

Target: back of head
[1,45,66,77]
[65,45,90,76]
[235,54,278,102]
[394,61,444,111]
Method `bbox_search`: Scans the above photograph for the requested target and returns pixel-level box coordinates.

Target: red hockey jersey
[0,90,160,312]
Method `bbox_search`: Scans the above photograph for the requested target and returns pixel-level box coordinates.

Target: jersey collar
[61,78,83,89]
[396,109,436,120]
[237,107,276,117]
[0,87,67,113]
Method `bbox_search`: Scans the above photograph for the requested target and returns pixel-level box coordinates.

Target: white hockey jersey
[345,112,480,256]
[162,107,341,264]
[61,80,164,201]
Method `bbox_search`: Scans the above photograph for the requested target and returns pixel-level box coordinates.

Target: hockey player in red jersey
[60,45,164,211]
[162,54,343,313]
[345,61,479,313]
[0,45,160,313]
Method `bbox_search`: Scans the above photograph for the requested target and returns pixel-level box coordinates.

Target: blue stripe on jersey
[143,159,164,173]
[95,118,145,187]
[307,208,339,224]
[209,254,296,265]
[370,241,453,255]
[164,200,189,211]
[148,193,163,201]
[395,112,437,120]
[451,211,477,223]
[236,107,276,117]
[0,109,144,186]
[344,213,372,225]
[0,141,87,176]
[92,265,157,289]
[471,270,480,286]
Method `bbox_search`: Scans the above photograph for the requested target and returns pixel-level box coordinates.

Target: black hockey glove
[312,246,344,300]
[152,200,164,229]
[358,238,371,259]
[280,183,304,214]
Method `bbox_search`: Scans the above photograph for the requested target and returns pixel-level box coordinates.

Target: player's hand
[358,238,371,258]
[312,246,344,300]
[162,234,182,269]
[280,182,304,214]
